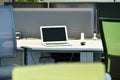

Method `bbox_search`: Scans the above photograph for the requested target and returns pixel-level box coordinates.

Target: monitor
[40,26,68,42]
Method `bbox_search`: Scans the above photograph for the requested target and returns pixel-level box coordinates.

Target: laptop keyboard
[45,43,71,46]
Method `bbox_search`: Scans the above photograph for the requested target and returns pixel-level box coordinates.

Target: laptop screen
[40,26,68,42]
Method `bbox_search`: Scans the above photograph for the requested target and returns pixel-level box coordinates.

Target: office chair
[12,63,105,80]
[0,5,31,80]
[99,17,120,80]
[0,5,17,80]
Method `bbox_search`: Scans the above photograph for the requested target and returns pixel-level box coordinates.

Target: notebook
[40,25,71,46]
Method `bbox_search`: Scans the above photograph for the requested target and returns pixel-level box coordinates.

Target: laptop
[40,25,71,46]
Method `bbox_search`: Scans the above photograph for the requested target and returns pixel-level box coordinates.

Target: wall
[0,0,4,5]
[0,0,12,5]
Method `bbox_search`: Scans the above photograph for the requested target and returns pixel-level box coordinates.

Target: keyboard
[44,43,71,47]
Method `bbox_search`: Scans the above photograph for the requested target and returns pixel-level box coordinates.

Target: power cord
[30,51,37,64]
[69,53,74,62]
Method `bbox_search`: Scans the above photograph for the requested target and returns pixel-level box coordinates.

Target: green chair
[12,63,105,80]
[99,17,120,80]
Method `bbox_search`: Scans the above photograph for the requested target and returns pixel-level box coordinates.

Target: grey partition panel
[0,6,16,58]
[14,8,94,39]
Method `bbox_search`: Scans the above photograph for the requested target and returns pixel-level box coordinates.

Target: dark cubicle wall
[49,2,95,8]
[96,3,120,35]
[14,8,94,39]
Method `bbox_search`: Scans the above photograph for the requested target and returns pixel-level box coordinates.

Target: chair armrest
[21,46,32,50]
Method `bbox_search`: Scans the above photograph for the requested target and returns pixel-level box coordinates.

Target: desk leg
[24,49,29,65]
[80,52,94,62]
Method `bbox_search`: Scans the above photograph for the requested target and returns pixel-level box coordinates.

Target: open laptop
[40,25,71,46]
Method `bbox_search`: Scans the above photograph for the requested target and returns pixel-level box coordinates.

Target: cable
[30,51,37,64]
[69,53,74,62]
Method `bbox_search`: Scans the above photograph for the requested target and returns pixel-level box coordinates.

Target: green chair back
[12,63,105,80]
[100,18,120,56]
[99,18,120,79]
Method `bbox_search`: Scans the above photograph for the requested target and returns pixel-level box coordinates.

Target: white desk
[17,38,103,63]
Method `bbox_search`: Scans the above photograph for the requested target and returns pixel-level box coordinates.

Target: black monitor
[41,27,67,42]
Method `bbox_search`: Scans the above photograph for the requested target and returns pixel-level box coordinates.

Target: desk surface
[17,38,103,52]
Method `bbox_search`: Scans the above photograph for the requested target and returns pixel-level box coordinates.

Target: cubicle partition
[14,8,94,39]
